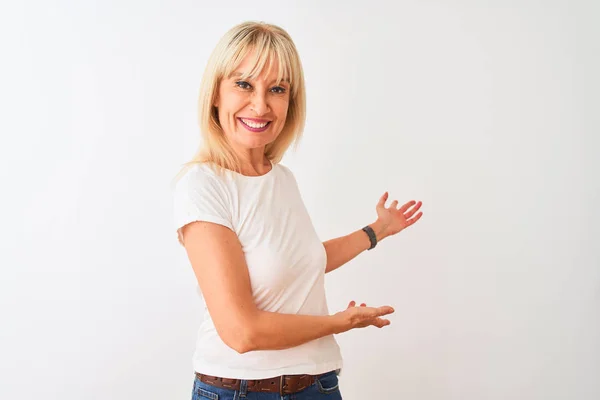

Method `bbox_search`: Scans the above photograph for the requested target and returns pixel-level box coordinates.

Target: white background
[1,1,598,399]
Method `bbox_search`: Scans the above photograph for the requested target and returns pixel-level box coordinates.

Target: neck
[233,146,271,176]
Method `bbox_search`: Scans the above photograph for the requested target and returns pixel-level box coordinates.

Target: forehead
[227,50,289,83]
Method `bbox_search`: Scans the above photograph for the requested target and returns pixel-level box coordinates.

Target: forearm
[323,220,387,274]
[246,310,347,352]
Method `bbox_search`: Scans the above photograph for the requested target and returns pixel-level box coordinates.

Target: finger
[373,318,391,328]
[348,301,356,308]
[377,306,395,316]
[377,192,389,208]
[406,212,423,226]
[403,201,422,218]
[399,200,418,214]
[390,200,398,209]
[360,303,366,307]
[363,306,394,318]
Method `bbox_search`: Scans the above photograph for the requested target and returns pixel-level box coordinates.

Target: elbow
[214,309,261,354]
[219,325,256,354]
[230,333,255,354]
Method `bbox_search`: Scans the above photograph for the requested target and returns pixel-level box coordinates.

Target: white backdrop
[1,1,598,399]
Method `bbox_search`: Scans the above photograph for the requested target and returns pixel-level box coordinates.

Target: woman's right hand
[334,301,395,333]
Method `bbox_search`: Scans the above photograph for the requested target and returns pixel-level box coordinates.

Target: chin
[238,133,278,149]
[245,139,274,149]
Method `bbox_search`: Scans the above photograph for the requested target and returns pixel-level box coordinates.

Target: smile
[238,118,271,132]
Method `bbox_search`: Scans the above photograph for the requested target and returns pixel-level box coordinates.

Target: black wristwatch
[362,225,377,250]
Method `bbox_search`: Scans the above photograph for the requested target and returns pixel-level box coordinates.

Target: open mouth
[238,118,271,132]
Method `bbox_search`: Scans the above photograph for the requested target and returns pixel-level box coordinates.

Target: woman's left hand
[373,192,423,239]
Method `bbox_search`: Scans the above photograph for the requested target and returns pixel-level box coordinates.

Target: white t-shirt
[173,161,343,379]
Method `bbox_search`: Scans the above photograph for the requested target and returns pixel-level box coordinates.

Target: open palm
[375,192,423,237]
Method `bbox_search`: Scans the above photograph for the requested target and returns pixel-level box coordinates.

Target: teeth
[241,119,268,128]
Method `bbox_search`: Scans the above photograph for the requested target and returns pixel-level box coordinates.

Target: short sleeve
[172,165,233,246]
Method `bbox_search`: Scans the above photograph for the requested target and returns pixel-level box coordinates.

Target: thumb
[377,192,389,208]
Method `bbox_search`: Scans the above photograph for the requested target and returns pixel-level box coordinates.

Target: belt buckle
[279,374,285,395]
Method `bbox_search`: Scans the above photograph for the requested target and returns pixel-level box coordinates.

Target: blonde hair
[174,21,306,182]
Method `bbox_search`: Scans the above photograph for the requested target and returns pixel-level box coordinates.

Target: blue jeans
[191,369,342,399]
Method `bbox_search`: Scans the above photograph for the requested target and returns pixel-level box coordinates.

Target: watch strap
[362,225,377,250]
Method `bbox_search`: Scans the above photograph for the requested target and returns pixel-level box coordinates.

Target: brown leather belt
[195,371,328,395]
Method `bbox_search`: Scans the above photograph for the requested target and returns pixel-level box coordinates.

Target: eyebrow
[230,72,290,84]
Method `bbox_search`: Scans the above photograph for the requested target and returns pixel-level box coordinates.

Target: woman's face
[214,52,290,152]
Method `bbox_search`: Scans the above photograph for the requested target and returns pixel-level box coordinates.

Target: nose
[250,92,270,116]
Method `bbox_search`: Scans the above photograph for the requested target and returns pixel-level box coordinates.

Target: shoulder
[273,162,295,179]
[273,162,300,188]
[172,162,234,242]
[173,162,227,192]
[171,163,234,210]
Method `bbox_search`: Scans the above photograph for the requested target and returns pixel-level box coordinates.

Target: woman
[173,21,423,399]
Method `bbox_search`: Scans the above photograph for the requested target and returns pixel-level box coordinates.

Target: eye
[271,86,287,94]
[235,80,252,90]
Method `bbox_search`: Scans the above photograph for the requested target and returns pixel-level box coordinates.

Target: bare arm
[323,193,424,274]
[181,221,391,353]
[323,220,387,274]
[250,311,344,351]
